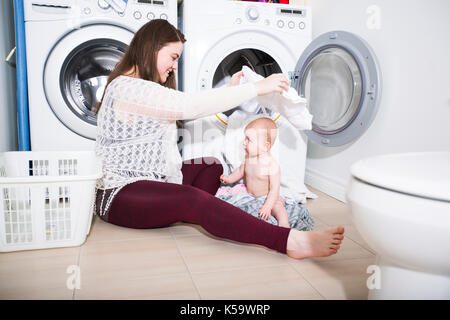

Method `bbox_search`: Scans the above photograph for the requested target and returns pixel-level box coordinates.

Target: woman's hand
[227,71,244,87]
[254,73,290,96]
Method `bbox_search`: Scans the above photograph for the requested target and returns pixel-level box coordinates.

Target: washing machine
[179,0,382,153]
[24,0,177,151]
[180,0,312,132]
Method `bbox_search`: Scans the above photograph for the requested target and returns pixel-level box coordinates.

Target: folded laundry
[239,65,313,130]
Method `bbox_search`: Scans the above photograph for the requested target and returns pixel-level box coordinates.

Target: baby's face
[243,128,269,157]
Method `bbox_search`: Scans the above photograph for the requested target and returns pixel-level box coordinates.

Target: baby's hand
[258,204,272,220]
[220,174,231,184]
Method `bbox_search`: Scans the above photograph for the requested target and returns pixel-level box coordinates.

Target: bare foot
[286,226,345,259]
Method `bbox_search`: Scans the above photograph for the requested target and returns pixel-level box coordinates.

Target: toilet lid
[350,152,450,202]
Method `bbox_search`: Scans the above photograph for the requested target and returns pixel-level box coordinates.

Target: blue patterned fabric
[216,185,314,231]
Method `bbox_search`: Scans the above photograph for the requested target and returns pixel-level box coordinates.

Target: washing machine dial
[97,0,110,10]
[246,7,259,21]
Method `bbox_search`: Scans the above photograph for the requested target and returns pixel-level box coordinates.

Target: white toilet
[346,152,450,299]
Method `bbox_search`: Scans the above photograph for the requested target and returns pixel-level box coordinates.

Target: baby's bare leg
[271,196,290,228]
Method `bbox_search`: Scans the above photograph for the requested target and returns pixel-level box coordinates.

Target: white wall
[304,0,450,201]
[0,0,18,152]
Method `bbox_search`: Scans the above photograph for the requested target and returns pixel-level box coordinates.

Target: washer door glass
[295,31,382,147]
[44,24,133,140]
[61,39,127,125]
[301,47,362,134]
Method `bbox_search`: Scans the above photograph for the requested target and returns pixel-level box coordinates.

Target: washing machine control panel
[61,0,176,30]
[131,0,172,22]
[97,0,110,10]
[246,7,260,21]
[234,3,309,34]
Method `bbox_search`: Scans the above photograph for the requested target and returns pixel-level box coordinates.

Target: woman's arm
[107,76,257,120]
[106,73,289,121]
[182,83,258,119]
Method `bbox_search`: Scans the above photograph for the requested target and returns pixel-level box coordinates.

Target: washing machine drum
[212,48,282,117]
[44,24,133,140]
[60,39,126,126]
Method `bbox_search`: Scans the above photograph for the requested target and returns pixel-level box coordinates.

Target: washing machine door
[293,31,382,147]
[44,24,133,140]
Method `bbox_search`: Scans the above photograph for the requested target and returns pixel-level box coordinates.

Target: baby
[220,117,290,228]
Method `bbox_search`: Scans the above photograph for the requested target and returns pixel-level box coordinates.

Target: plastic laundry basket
[0,151,102,252]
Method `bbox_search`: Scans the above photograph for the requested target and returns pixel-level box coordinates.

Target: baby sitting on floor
[217,117,313,230]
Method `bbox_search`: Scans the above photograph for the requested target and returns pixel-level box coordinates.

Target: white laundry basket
[0,151,102,252]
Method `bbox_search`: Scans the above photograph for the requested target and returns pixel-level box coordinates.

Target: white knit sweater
[95,75,257,215]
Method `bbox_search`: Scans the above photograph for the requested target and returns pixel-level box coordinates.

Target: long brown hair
[95,19,186,115]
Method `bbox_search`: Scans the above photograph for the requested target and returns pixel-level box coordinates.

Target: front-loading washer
[24,0,177,151]
[179,0,382,154]
[180,0,312,132]
[178,0,312,185]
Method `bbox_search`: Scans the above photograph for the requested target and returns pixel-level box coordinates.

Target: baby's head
[243,117,278,157]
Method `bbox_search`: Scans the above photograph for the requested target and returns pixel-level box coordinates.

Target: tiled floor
[0,186,376,300]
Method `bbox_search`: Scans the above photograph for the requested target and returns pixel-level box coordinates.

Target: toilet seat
[350,152,450,202]
[347,151,450,299]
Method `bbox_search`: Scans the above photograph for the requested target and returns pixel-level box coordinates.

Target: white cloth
[222,110,317,204]
[95,75,257,215]
[239,66,313,130]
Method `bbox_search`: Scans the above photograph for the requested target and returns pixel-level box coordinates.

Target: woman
[95,19,344,259]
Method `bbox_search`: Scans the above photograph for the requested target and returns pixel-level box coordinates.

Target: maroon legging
[96,157,291,253]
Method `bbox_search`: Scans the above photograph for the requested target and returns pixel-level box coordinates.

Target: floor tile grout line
[168,229,374,276]
[85,234,173,244]
[187,261,294,276]
[285,262,326,300]
[340,236,375,257]
[170,231,284,253]
[306,256,377,265]
[337,229,376,254]
[170,228,203,300]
